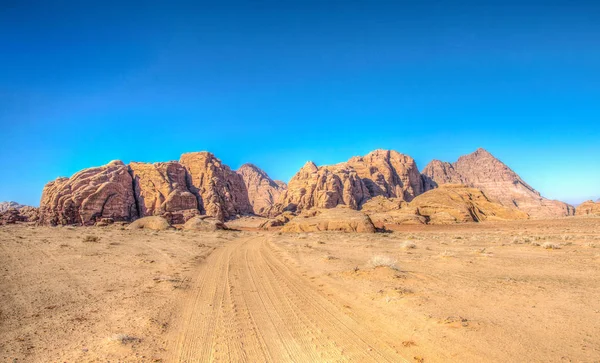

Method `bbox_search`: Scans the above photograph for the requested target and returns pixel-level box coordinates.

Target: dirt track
[170,236,407,362]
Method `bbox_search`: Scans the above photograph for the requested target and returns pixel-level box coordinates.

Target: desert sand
[2,217,600,362]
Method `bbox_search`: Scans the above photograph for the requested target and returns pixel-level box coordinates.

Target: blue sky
[1,0,598,206]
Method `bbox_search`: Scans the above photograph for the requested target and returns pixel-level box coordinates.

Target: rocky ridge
[37,148,575,226]
[421,148,574,219]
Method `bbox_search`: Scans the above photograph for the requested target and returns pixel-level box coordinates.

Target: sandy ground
[1,217,600,362]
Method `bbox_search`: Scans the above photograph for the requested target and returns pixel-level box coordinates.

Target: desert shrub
[369,255,399,270]
[111,334,141,344]
[542,242,561,250]
[82,235,99,243]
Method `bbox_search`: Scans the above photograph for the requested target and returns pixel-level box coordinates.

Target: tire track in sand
[169,236,409,362]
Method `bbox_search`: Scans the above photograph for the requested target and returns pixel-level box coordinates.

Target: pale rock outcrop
[278,162,370,212]
[281,206,376,233]
[237,163,286,216]
[129,161,197,217]
[421,148,574,219]
[346,149,424,201]
[179,152,253,221]
[367,185,527,228]
[127,216,172,230]
[409,184,528,224]
[39,161,138,225]
[182,216,226,231]
[576,200,600,216]
[360,195,407,214]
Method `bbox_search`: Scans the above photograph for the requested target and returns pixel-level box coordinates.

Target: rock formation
[576,200,600,216]
[367,185,527,228]
[277,162,370,212]
[421,148,574,219]
[180,152,253,221]
[37,147,576,226]
[281,206,376,233]
[129,161,198,218]
[346,149,424,201]
[39,161,138,226]
[237,164,286,216]
[0,202,39,223]
[127,216,172,230]
[182,216,227,231]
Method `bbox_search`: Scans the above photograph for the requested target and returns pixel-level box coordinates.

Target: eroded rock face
[129,162,197,217]
[346,149,424,201]
[278,162,371,212]
[179,152,253,221]
[576,200,600,216]
[421,148,574,219]
[39,161,138,225]
[237,164,286,216]
[421,160,465,191]
[281,206,376,233]
[0,209,27,225]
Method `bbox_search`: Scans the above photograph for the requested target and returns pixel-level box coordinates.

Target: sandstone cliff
[237,164,286,216]
[421,148,574,219]
[346,149,424,201]
[129,161,198,217]
[277,161,370,212]
[39,161,138,225]
[179,152,253,221]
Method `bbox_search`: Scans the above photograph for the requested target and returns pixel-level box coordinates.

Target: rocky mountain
[39,152,258,225]
[345,150,424,201]
[277,161,370,212]
[0,201,26,213]
[179,152,253,221]
[421,148,574,219]
[39,160,138,226]
[237,164,286,216]
[38,148,575,226]
[129,161,198,217]
[276,150,425,213]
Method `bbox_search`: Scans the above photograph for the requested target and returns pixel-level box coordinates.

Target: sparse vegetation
[82,235,100,242]
[369,255,399,270]
[111,334,141,344]
[542,242,561,250]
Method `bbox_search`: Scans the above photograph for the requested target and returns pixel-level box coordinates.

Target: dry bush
[369,255,399,270]
[82,235,99,243]
[542,242,561,250]
[111,334,141,344]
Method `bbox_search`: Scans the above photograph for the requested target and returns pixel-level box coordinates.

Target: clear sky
[1,0,599,206]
